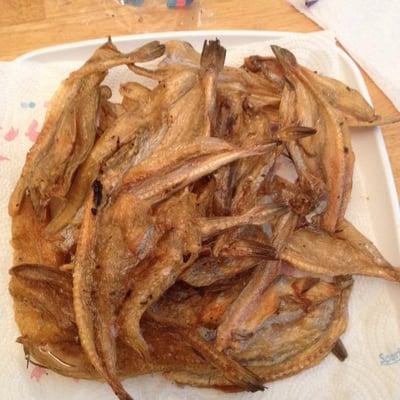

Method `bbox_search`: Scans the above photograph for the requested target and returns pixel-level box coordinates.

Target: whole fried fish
[8,38,400,400]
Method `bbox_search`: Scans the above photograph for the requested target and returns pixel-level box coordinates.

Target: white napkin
[0,31,399,400]
[288,0,400,111]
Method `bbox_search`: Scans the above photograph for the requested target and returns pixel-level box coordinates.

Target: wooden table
[2,0,399,195]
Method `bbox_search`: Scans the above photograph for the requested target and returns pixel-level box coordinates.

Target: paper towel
[0,31,399,400]
[288,0,400,111]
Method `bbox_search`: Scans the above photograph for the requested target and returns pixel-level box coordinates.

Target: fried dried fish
[10,264,76,342]
[216,211,298,351]
[145,278,265,391]
[168,325,265,392]
[8,38,400,400]
[73,198,135,400]
[9,41,164,220]
[272,45,349,232]
[281,225,400,281]
[180,257,261,287]
[119,193,200,357]
[47,67,199,234]
[165,286,350,387]
[198,203,287,238]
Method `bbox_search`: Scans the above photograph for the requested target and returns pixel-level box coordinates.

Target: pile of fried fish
[8,39,400,400]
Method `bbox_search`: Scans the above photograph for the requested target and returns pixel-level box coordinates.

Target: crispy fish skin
[9,265,77,342]
[165,285,350,387]
[119,143,280,204]
[243,55,285,90]
[144,276,265,391]
[302,81,350,232]
[180,257,262,287]
[121,137,234,189]
[94,194,157,381]
[10,264,72,293]
[119,82,151,114]
[281,225,400,282]
[8,42,112,217]
[336,219,399,272]
[45,112,153,234]
[95,40,227,378]
[347,114,400,127]
[279,84,325,203]
[269,176,315,216]
[167,325,265,392]
[118,127,312,206]
[200,40,226,137]
[46,56,198,235]
[72,199,105,376]
[9,41,164,220]
[163,40,201,67]
[148,275,251,329]
[11,198,65,266]
[20,286,349,387]
[120,197,276,355]
[300,67,376,122]
[69,41,165,80]
[73,199,134,400]
[99,87,125,134]
[197,203,287,239]
[93,41,230,366]
[119,193,201,357]
[272,45,356,232]
[215,258,280,352]
[216,211,298,352]
[9,39,400,399]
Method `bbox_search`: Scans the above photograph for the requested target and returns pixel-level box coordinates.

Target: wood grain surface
[1,0,399,195]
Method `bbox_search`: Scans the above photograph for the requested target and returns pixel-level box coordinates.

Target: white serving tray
[4,31,400,400]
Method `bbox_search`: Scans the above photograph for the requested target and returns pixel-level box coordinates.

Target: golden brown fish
[281,224,400,281]
[8,38,400,400]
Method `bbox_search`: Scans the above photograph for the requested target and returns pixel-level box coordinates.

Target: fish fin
[201,39,226,72]
[271,45,298,70]
[331,338,348,362]
[378,267,400,283]
[220,239,276,259]
[127,41,165,62]
[347,114,400,127]
[276,126,317,142]
[171,326,265,392]
[239,240,277,259]
[124,324,151,360]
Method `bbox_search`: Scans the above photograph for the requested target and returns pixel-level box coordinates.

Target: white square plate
[2,31,400,400]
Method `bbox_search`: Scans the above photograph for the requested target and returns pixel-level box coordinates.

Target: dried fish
[281,225,400,281]
[8,38,400,399]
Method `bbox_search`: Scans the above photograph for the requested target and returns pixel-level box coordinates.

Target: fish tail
[200,39,226,72]
[94,374,131,400]
[184,327,265,392]
[100,37,119,54]
[245,203,288,224]
[125,329,151,360]
[239,240,277,259]
[381,266,400,283]
[348,114,400,128]
[105,373,134,400]
[276,126,317,142]
[271,45,298,70]
[130,41,166,62]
